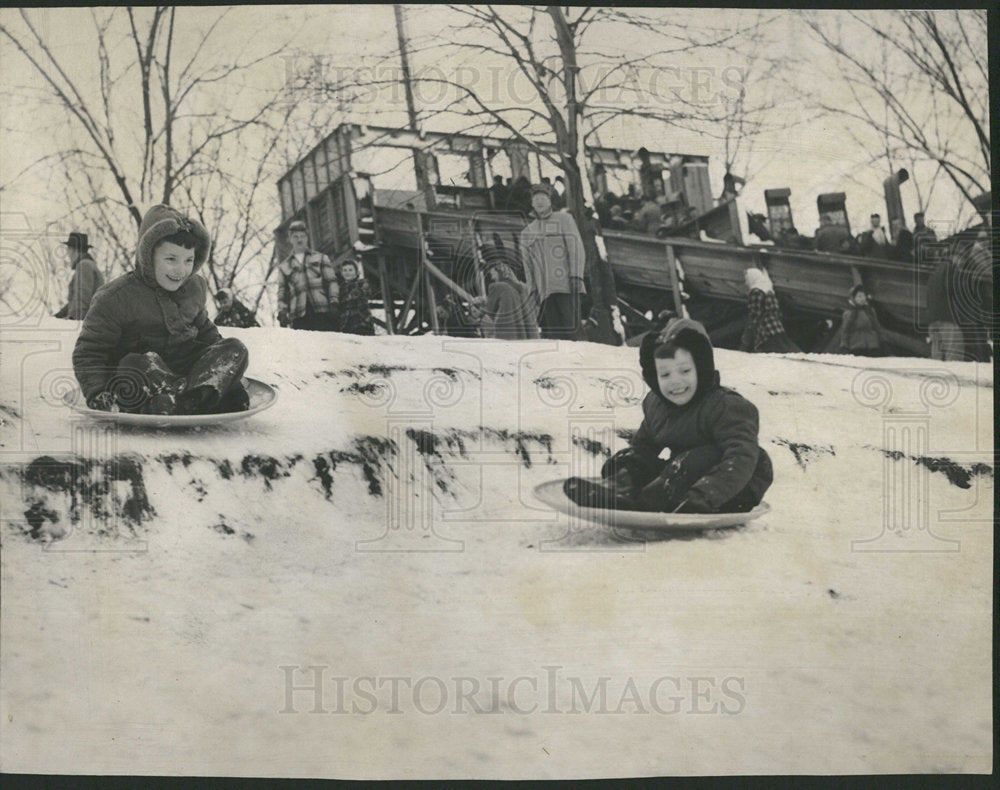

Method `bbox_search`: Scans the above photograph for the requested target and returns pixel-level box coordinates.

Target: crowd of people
[769,210,940,265]
[52,177,990,410]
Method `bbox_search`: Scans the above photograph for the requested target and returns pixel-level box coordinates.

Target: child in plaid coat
[739,267,800,353]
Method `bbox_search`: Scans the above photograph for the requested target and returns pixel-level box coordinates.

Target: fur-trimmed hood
[639,317,719,406]
[136,205,211,288]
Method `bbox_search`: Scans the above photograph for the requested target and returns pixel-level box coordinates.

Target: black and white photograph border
[0,4,993,781]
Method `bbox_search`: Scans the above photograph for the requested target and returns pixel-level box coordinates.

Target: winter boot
[177,338,249,415]
[638,446,722,512]
[113,351,185,413]
[563,474,640,511]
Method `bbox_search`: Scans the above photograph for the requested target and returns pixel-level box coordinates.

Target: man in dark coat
[890,218,914,262]
[858,214,890,259]
[54,232,104,320]
[214,289,260,328]
[815,214,852,254]
[489,175,509,211]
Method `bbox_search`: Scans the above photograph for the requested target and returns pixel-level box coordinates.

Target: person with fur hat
[275,219,339,331]
[335,257,375,336]
[72,204,250,415]
[839,285,884,357]
[54,232,104,320]
[519,183,587,340]
[739,267,800,353]
[564,317,772,513]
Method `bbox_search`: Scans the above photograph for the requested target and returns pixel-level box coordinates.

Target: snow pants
[565,445,770,514]
[112,337,249,415]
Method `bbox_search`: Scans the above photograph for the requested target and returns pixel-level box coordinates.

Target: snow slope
[0,319,993,778]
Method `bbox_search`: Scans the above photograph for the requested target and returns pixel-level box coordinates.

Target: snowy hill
[0,319,993,777]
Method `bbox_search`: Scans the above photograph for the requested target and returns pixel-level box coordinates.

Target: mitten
[601,448,665,488]
[87,391,117,412]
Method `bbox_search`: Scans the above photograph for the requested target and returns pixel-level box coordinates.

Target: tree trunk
[548,6,621,345]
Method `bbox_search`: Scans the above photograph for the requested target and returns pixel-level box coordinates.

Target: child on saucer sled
[564,318,772,514]
[73,205,250,415]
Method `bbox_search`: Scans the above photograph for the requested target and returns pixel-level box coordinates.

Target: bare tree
[0,6,328,317]
[342,6,754,341]
[802,10,989,216]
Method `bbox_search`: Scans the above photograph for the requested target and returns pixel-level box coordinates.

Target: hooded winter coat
[72,205,220,401]
[630,318,773,511]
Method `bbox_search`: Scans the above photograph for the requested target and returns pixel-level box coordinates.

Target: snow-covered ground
[0,318,993,778]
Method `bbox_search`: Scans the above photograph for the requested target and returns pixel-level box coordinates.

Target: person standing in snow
[519,183,586,341]
[275,219,339,331]
[336,258,375,336]
[73,205,250,415]
[213,289,260,328]
[563,317,772,513]
[839,285,885,357]
[54,232,104,320]
[478,255,540,341]
[739,267,800,353]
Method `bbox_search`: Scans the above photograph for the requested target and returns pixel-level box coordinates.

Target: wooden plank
[425,269,440,334]
[397,267,422,332]
[423,257,477,303]
[376,252,396,335]
[664,243,684,316]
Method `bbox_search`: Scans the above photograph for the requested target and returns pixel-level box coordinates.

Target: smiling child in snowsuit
[73,204,250,415]
[839,284,884,357]
[336,258,375,336]
[564,318,772,513]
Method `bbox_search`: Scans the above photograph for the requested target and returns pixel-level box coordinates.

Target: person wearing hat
[73,204,251,415]
[518,183,587,340]
[839,285,885,357]
[275,219,339,331]
[214,289,260,328]
[54,232,104,320]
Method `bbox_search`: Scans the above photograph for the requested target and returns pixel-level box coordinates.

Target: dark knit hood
[640,317,720,405]
[136,204,211,288]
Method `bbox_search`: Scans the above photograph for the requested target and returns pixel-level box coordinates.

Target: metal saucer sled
[533,477,770,532]
[65,377,277,428]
